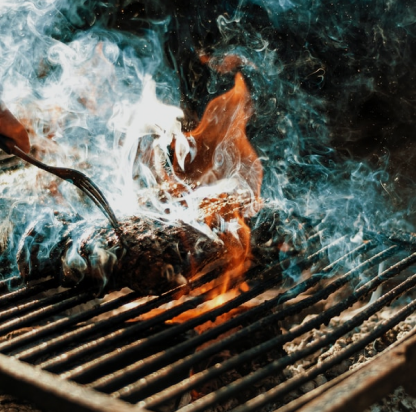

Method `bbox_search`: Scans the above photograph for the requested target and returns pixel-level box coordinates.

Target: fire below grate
[0,228,415,411]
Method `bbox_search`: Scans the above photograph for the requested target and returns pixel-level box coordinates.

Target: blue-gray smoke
[200,0,416,233]
[169,0,416,275]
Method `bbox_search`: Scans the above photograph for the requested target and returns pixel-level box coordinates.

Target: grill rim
[0,353,145,412]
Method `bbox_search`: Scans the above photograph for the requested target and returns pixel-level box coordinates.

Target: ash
[370,387,416,412]
[280,306,416,411]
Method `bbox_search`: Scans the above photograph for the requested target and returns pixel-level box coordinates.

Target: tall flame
[173,72,263,199]
[171,71,263,305]
[137,71,265,326]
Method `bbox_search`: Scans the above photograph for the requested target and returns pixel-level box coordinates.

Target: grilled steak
[17,212,223,296]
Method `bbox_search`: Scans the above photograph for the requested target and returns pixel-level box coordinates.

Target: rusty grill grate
[0,228,415,411]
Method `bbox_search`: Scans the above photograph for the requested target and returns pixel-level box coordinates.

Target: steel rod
[0,290,142,354]
[68,272,283,385]
[11,266,224,363]
[130,248,397,404]
[304,234,346,264]
[0,289,94,337]
[0,285,86,324]
[293,327,416,412]
[64,239,352,384]
[0,279,58,308]
[81,240,376,392]
[37,274,246,372]
[236,294,416,411]
[138,249,415,409]
[181,275,416,412]
[34,244,320,372]
[0,352,141,412]
[0,227,410,412]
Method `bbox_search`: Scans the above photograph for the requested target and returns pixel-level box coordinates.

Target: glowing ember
[171,286,251,332]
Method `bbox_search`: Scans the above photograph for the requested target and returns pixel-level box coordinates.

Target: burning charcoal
[16,213,224,296]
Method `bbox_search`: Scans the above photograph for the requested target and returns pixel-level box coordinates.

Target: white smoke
[0,1,192,224]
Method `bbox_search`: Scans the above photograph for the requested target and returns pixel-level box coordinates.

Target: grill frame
[0,229,415,411]
[0,353,141,412]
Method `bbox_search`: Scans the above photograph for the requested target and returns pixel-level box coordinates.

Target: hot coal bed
[0,0,416,412]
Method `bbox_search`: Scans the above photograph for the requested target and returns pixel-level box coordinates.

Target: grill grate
[0,229,415,411]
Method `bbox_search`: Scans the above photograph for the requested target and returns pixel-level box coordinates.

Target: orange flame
[216,210,252,293]
[175,72,262,293]
[173,72,263,198]
[165,71,264,321]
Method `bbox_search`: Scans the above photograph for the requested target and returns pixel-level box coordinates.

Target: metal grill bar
[0,288,94,337]
[291,327,416,412]
[29,235,327,372]
[0,352,141,412]
[0,285,88,324]
[0,290,142,354]
[72,242,374,392]
[7,266,225,362]
[0,229,414,412]
[115,245,407,407]
[0,278,58,306]
[37,272,252,372]
[62,242,373,386]
[174,254,416,412]
[372,229,416,247]
[103,245,378,400]
[236,294,416,411]
[303,234,347,263]
[180,270,416,411]
[63,266,284,384]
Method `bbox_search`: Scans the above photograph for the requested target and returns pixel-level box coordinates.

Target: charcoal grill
[0,226,415,411]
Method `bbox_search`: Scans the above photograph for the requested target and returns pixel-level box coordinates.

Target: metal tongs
[0,134,120,231]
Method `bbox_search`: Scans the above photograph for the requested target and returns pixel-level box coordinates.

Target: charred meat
[17,213,224,296]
